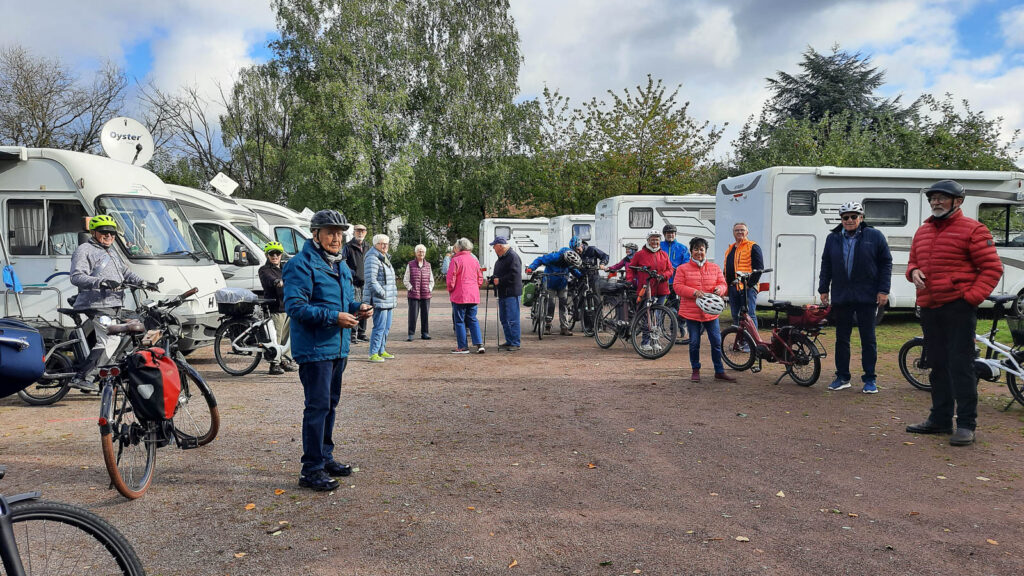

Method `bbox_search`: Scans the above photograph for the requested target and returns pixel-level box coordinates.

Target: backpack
[0,318,46,399]
[124,347,181,421]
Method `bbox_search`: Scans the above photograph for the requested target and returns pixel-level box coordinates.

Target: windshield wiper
[164,250,202,262]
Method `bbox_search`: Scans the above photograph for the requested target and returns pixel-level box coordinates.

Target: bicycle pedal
[178,436,199,450]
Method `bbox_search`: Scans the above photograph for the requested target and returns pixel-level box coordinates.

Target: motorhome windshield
[97,196,202,259]
[234,222,274,247]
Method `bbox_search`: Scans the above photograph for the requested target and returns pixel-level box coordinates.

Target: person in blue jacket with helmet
[526,247,581,336]
[660,224,691,279]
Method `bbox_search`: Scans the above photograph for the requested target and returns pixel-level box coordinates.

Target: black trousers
[408,297,430,336]
[920,299,978,430]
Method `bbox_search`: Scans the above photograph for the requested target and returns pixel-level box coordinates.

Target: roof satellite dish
[100,117,154,166]
[299,207,315,219]
[210,172,239,196]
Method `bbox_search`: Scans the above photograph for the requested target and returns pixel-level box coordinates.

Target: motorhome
[236,198,312,255]
[0,147,225,352]
[594,194,716,263]
[715,166,1024,309]
[478,217,549,275]
[167,185,274,293]
[547,214,595,252]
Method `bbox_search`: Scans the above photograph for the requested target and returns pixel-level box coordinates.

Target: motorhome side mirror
[233,245,249,267]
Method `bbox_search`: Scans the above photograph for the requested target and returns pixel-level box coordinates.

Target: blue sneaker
[862,381,878,394]
[828,377,851,391]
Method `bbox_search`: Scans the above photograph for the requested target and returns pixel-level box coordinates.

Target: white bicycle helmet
[562,250,582,267]
[838,201,864,215]
[696,293,726,316]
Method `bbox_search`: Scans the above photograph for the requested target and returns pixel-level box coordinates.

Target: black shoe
[406,335,414,342]
[506,345,520,351]
[71,376,99,393]
[269,363,285,375]
[421,334,431,340]
[324,460,353,477]
[949,428,975,446]
[298,470,340,491]
[357,334,369,342]
[906,420,953,435]
[282,360,298,372]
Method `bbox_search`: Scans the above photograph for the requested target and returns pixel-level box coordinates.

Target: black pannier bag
[0,318,46,398]
[123,347,181,421]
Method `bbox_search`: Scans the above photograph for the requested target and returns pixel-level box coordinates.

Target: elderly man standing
[284,210,372,491]
[906,180,1002,446]
[724,222,764,328]
[489,236,522,351]
[818,202,892,394]
[403,244,434,341]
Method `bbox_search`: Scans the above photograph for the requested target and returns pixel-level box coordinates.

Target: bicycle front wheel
[4,499,145,576]
[213,319,262,376]
[580,293,600,337]
[630,304,677,360]
[18,352,74,406]
[594,297,620,349]
[721,326,756,371]
[897,337,931,391]
[784,330,821,387]
[99,382,156,499]
[173,366,220,446]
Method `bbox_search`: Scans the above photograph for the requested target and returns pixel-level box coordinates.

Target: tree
[0,45,127,152]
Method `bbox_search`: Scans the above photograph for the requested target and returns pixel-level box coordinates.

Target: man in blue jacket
[818,201,893,394]
[284,209,372,491]
[660,224,691,279]
[526,247,578,336]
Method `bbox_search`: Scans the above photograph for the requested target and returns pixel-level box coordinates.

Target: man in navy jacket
[818,201,892,394]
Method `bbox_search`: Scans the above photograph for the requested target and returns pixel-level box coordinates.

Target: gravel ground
[2,291,1024,576]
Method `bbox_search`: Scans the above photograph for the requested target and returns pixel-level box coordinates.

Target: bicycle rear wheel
[783,330,821,386]
[721,326,756,371]
[213,319,262,376]
[534,293,547,341]
[897,337,931,391]
[1006,372,1024,406]
[99,382,156,499]
[630,304,677,360]
[4,499,145,576]
[173,365,220,446]
[17,352,74,406]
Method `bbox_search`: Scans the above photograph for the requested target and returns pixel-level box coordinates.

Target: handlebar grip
[182,287,199,298]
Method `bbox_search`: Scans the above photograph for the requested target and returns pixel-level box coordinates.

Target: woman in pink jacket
[673,237,735,383]
[446,237,485,354]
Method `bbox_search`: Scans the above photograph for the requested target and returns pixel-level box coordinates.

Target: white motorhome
[478,217,549,275]
[547,214,595,252]
[594,194,717,263]
[715,166,1024,309]
[167,185,275,294]
[236,198,312,255]
[0,147,225,351]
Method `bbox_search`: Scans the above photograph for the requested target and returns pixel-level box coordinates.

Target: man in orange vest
[724,223,764,328]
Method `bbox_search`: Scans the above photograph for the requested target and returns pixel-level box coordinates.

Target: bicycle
[592,266,678,360]
[212,291,285,376]
[527,271,566,340]
[720,269,829,386]
[898,294,1024,406]
[98,284,220,499]
[0,465,145,575]
[565,264,601,337]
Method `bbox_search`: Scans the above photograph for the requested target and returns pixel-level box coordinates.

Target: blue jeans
[498,296,521,346]
[452,303,482,349]
[369,308,393,356]
[686,318,725,373]
[832,302,878,382]
[298,358,347,476]
[728,286,758,328]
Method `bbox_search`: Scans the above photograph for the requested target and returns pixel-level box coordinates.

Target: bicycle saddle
[987,294,1017,305]
[767,299,792,310]
[106,320,146,335]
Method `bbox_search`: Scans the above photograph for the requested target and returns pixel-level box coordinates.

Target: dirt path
[2,291,1023,575]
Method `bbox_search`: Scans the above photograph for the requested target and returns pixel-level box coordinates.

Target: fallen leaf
[987,539,999,546]
[709,537,724,541]
[653,431,663,435]
[909,512,920,516]
[710,492,719,496]
[976,476,990,482]
[467,506,476,511]
[848,513,859,518]
[278,521,289,525]
[587,463,597,469]
[633,571,642,574]
[599,561,613,566]
[244,503,256,510]
[735,536,750,542]
[776,491,785,497]
[685,530,695,534]
[627,428,635,432]
[234,553,246,558]
[903,441,914,445]
[937,475,947,480]
[274,489,286,495]
[508,559,518,568]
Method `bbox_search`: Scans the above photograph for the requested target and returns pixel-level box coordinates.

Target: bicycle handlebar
[628,265,668,281]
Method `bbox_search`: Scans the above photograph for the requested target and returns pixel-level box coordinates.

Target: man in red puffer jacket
[905,180,1003,447]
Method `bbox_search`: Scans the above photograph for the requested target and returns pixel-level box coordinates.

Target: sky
[3,0,1024,160]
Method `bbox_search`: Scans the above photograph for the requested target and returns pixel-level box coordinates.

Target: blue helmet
[569,236,582,250]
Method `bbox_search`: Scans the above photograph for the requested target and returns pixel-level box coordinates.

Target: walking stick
[482,280,490,352]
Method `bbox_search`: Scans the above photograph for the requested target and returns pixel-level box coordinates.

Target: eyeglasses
[95,231,116,237]
[928,195,952,203]
[841,214,860,221]
[267,251,283,257]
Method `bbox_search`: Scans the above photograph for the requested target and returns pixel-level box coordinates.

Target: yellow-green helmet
[264,241,285,254]
[89,214,118,232]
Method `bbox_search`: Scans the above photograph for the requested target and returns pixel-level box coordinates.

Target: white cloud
[1001,5,1024,49]
[673,6,739,68]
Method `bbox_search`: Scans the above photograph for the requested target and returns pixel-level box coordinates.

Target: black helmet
[662,223,677,234]
[310,209,350,231]
[923,180,965,199]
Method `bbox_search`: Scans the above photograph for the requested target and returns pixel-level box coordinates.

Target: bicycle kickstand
[1002,398,1016,412]
[772,371,789,386]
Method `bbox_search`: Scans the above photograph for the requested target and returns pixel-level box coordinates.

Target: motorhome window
[194,223,227,262]
[494,226,511,239]
[222,228,249,261]
[979,204,1024,247]
[572,224,592,241]
[96,196,198,259]
[234,222,273,247]
[48,201,87,255]
[787,191,817,215]
[7,199,45,255]
[276,228,299,254]
[863,199,907,227]
[629,208,654,229]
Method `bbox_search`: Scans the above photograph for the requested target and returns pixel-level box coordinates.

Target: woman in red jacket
[673,237,735,383]
[630,231,674,303]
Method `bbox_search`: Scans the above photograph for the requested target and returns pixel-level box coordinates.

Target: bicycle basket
[788,305,831,329]
[1007,315,1024,347]
[215,287,259,316]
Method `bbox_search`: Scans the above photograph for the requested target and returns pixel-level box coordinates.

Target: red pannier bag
[124,347,181,421]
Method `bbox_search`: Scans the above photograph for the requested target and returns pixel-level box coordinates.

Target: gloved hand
[99,279,119,290]
[145,281,161,291]
[525,268,533,276]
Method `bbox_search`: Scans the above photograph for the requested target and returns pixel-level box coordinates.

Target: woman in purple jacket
[404,244,435,341]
